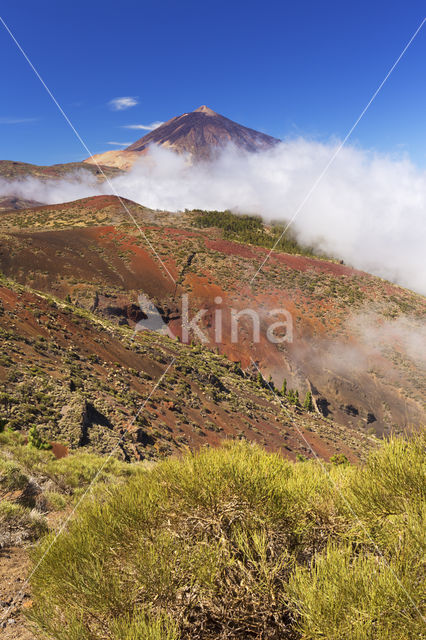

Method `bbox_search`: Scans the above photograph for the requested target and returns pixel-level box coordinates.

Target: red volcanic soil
[85,225,178,293]
[0,225,176,300]
[0,210,424,438]
[0,280,375,466]
[205,237,367,278]
[50,442,68,459]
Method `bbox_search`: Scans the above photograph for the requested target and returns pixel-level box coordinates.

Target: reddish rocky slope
[0,195,423,439]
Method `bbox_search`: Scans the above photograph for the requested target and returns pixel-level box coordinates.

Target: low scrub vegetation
[29,434,425,639]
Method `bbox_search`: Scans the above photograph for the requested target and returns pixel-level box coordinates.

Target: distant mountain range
[84,105,280,169]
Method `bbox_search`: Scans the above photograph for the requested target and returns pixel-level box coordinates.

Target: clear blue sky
[1,1,425,165]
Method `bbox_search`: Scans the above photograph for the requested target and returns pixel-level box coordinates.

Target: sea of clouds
[1,139,425,295]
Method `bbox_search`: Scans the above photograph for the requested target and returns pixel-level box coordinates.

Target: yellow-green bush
[29,435,425,639]
[0,429,141,548]
[43,451,137,492]
[288,543,424,639]
[0,457,29,490]
[0,501,47,547]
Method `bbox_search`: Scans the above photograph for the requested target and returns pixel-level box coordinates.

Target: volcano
[84,105,280,168]
[126,105,279,157]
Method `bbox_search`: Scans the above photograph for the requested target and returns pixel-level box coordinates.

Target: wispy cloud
[122,121,164,131]
[108,97,138,111]
[107,141,132,146]
[0,117,38,124]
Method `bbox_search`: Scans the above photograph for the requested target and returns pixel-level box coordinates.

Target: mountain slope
[84,105,280,168]
[0,195,423,439]
[0,275,373,463]
[0,161,124,210]
[0,195,43,212]
[0,160,122,182]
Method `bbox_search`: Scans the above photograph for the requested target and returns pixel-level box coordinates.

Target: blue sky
[1,0,425,165]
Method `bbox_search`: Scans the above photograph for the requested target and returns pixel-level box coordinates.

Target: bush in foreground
[0,429,138,548]
[29,435,425,639]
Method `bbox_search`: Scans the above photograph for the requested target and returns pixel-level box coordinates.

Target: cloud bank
[1,139,425,295]
[112,141,426,295]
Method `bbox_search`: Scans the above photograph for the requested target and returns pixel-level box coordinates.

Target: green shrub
[8,437,54,471]
[0,458,29,490]
[349,435,424,519]
[288,543,424,639]
[0,501,47,547]
[303,390,314,411]
[28,436,425,640]
[110,612,179,640]
[28,426,52,450]
[43,490,68,511]
[329,453,349,465]
[44,452,137,491]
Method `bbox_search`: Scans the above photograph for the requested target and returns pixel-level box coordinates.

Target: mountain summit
[125,105,279,158]
[194,104,218,115]
[84,106,280,169]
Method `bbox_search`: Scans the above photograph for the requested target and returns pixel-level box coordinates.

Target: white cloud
[0,117,38,124]
[122,121,164,131]
[107,141,133,146]
[1,140,425,295]
[108,97,138,111]
[109,142,426,295]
